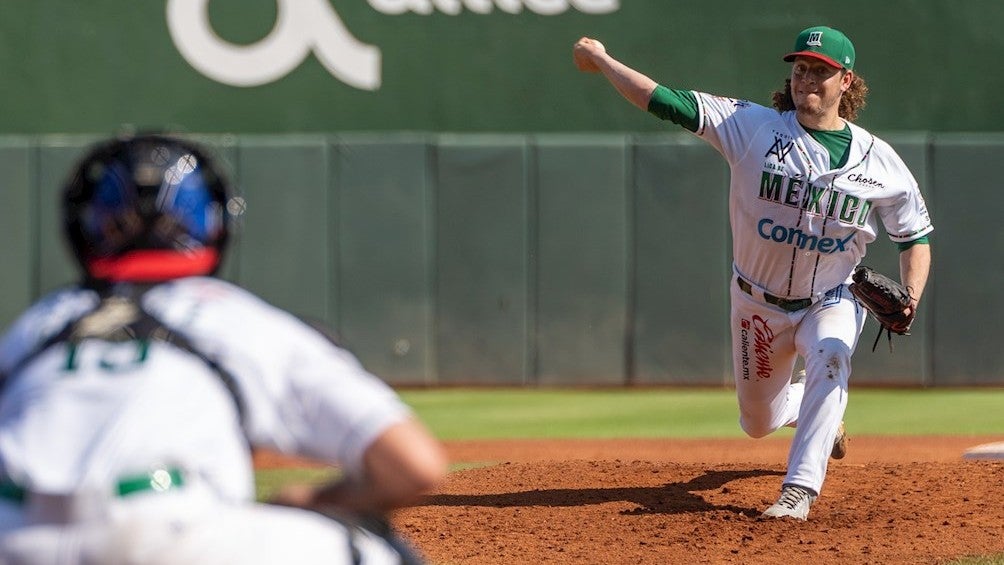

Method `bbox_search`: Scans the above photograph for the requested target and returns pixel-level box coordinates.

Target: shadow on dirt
[419,468,785,516]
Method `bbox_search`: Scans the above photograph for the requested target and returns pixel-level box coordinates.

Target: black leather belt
[736,277,813,312]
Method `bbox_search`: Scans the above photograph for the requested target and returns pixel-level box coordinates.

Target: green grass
[398,387,1004,440]
[840,389,1004,435]
[255,467,338,502]
[399,388,744,439]
[949,557,1004,565]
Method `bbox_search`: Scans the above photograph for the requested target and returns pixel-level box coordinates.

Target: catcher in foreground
[0,134,446,564]
[575,25,932,521]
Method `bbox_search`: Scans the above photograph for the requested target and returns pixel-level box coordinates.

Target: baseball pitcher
[573,26,932,519]
[0,134,446,563]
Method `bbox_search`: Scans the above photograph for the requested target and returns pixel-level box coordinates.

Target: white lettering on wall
[166,0,619,89]
[367,0,619,15]
[166,0,381,90]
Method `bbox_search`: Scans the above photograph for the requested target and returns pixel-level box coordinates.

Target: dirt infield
[411,437,1004,565]
[257,436,1004,564]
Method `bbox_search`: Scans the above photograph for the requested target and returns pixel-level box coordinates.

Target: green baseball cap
[783,26,855,70]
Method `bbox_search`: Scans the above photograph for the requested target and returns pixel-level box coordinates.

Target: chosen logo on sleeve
[845,173,885,189]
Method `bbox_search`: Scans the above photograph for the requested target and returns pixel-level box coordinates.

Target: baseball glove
[849,266,915,351]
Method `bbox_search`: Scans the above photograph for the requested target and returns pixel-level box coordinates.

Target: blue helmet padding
[63,134,232,275]
[154,158,218,244]
[85,153,220,251]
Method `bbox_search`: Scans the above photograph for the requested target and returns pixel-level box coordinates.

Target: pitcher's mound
[964,441,1004,460]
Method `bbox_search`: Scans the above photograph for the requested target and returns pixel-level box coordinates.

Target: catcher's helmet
[63,134,232,282]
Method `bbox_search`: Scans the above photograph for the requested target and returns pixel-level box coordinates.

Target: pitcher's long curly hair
[771,71,869,122]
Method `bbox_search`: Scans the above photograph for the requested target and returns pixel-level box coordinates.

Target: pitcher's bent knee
[739,415,774,438]
[805,339,853,384]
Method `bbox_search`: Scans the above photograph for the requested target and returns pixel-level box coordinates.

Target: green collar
[804,123,852,169]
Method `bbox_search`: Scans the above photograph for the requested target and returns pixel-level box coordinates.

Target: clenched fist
[573,37,607,73]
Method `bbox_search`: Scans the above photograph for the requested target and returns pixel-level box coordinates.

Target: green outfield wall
[1,1,1003,134]
[1,133,1001,387]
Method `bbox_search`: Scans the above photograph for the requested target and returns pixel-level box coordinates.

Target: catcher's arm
[269,419,444,565]
[271,417,446,514]
[899,241,931,320]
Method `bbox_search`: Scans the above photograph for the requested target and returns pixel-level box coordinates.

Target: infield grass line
[947,556,1004,565]
[397,388,1004,440]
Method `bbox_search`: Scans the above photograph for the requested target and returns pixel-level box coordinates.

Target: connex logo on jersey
[757,219,855,254]
[739,316,774,381]
[166,0,619,89]
[765,136,795,164]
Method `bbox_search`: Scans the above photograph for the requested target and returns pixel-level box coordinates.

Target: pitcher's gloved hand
[849,265,916,351]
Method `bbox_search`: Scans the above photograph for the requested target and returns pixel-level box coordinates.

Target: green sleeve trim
[647,85,700,132]
[897,236,930,252]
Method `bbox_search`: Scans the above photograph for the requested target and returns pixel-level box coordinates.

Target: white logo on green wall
[167,0,381,89]
[166,0,619,90]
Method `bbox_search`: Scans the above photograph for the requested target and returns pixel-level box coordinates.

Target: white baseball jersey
[693,93,933,299]
[0,276,412,564]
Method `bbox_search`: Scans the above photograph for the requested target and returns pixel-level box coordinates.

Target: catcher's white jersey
[0,277,411,564]
[693,93,933,299]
